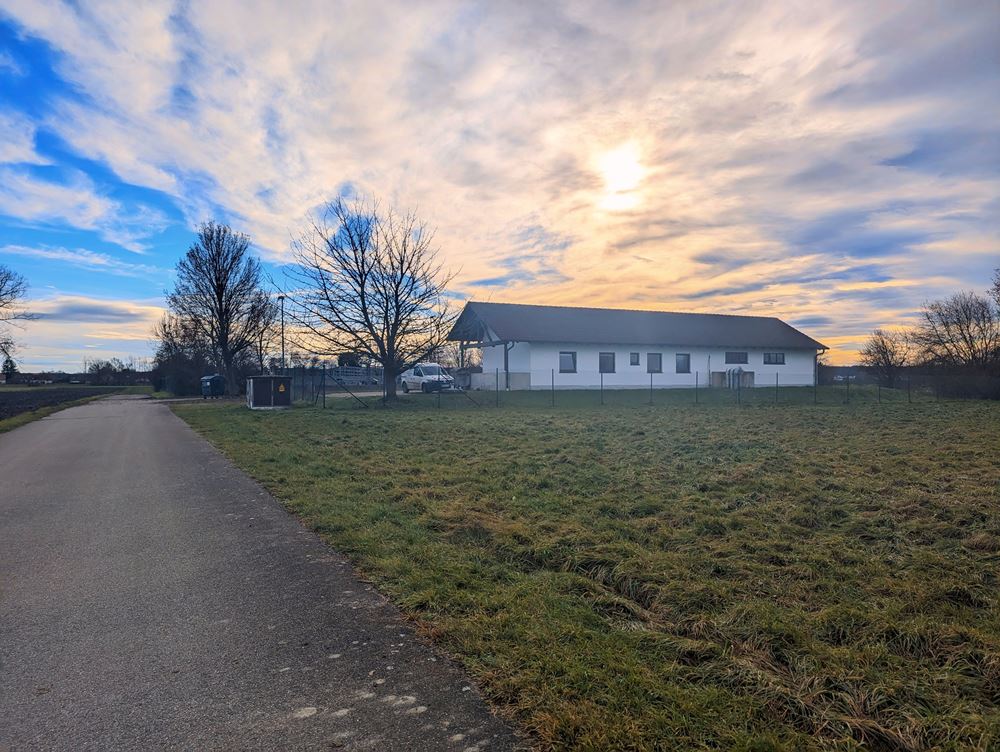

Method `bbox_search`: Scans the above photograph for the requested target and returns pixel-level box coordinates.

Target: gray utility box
[201,373,226,398]
[246,376,292,409]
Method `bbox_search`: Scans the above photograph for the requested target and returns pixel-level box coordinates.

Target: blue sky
[0,1,998,370]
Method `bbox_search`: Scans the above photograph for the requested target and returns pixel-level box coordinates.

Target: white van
[399,363,457,393]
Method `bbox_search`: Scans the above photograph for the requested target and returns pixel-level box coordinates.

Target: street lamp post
[277,294,286,370]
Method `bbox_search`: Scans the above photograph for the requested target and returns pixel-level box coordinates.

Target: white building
[448,302,828,390]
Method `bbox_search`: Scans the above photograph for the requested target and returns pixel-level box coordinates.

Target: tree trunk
[383,367,398,400]
[221,351,236,396]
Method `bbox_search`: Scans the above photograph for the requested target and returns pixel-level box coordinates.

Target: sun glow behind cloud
[0,1,997,369]
[596,142,646,211]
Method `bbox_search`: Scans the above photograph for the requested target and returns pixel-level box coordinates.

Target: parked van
[399,363,457,393]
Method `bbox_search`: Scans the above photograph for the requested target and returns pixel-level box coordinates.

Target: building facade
[448,302,827,390]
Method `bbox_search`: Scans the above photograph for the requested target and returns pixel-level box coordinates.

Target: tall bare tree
[288,196,456,398]
[911,291,1000,369]
[991,266,1000,310]
[0,264,32,360]
[859,328,911,387]
[251,292,280,373]
[166,222,272,394]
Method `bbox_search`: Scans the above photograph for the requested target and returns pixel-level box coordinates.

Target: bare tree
[428,339,481,369]
[0,264,33,360]
[251,292,280,373]
[911,291,1000,368]
[991,266,1000,310]
[288,196,456,398]
[166,222,272,394]
[859,328,911,387]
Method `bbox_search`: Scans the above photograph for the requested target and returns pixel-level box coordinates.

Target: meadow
[174,393,1000,751]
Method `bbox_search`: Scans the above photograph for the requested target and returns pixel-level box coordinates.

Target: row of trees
[153,196,456,397]
[153,223,279,395]
[860,269,1000,397]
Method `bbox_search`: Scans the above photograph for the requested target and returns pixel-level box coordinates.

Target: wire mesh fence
[261,366,991,411]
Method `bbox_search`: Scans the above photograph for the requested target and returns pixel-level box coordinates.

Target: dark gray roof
[448,301,827,350]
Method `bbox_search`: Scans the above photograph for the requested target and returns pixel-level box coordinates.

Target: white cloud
[0,167,168,252]
[0,49,24,76]
[16,293,165,371]
[0,244,169,278]
[1,0,997,362]
[0,111,46,164]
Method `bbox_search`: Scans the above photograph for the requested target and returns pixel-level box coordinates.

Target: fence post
[846,375,850,404]
[551,368,555,407]
[877,382,881,404]
[600,371,604,405]
[650,372,653,405]
[814,373,818,404]
[437,387,441,409]
[322,365,326,409]
[737,375,741,405]
[695,371,699,404]
[908,375,912,403]
[775,371,779,404]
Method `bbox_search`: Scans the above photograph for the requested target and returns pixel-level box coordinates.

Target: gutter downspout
[504,342,514,390]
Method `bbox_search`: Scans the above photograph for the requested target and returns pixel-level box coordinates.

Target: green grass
[173,396,1000,751]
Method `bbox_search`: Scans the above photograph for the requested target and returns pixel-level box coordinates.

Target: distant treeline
[858,268,1000,399]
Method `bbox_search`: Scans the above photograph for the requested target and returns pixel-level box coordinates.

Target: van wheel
[402,382,409,393]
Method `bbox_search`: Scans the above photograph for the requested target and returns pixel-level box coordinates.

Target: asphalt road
[0,396,518,751]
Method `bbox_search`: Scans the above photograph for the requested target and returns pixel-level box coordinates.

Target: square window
[764,352,785,365]
[676,353,691,373]
[647,353,662,373]
[559,351,577,373]
[725,351,748,364]
[599,352,615,373]
[630,352,640,366]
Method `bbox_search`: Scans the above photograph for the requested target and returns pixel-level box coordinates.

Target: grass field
[174,393,1000,751]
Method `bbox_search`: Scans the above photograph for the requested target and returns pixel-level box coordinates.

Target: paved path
[0,397,518,751]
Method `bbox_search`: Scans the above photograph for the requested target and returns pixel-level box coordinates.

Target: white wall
[476,341,816,389]
[480,341,530,372]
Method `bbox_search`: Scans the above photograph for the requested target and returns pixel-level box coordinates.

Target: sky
[0,1,997,371]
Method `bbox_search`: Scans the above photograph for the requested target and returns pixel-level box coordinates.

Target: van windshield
[421,365,445,375]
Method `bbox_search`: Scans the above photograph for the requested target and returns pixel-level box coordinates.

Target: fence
[262,365,994,411]
[274,365,384,405]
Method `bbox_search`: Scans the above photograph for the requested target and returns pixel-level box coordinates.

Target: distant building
[448,301,828,390]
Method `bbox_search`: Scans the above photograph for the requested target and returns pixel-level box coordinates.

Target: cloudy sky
[0,1,997,370]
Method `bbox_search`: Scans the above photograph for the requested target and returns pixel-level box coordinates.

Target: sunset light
[596,142,646,210]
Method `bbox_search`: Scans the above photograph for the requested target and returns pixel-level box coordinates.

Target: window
[647,353,662,373]
[413,366,423,376]
[675,353,691,374]
[559,351,577,373]
[725,351,748,364]
[599,352,615,373]
[764,352,786,365]
[630,352,640,366]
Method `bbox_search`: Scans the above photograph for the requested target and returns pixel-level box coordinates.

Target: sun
[596,142,645,210]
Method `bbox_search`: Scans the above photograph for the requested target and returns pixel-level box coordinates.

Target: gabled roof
[448,301,827,350]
